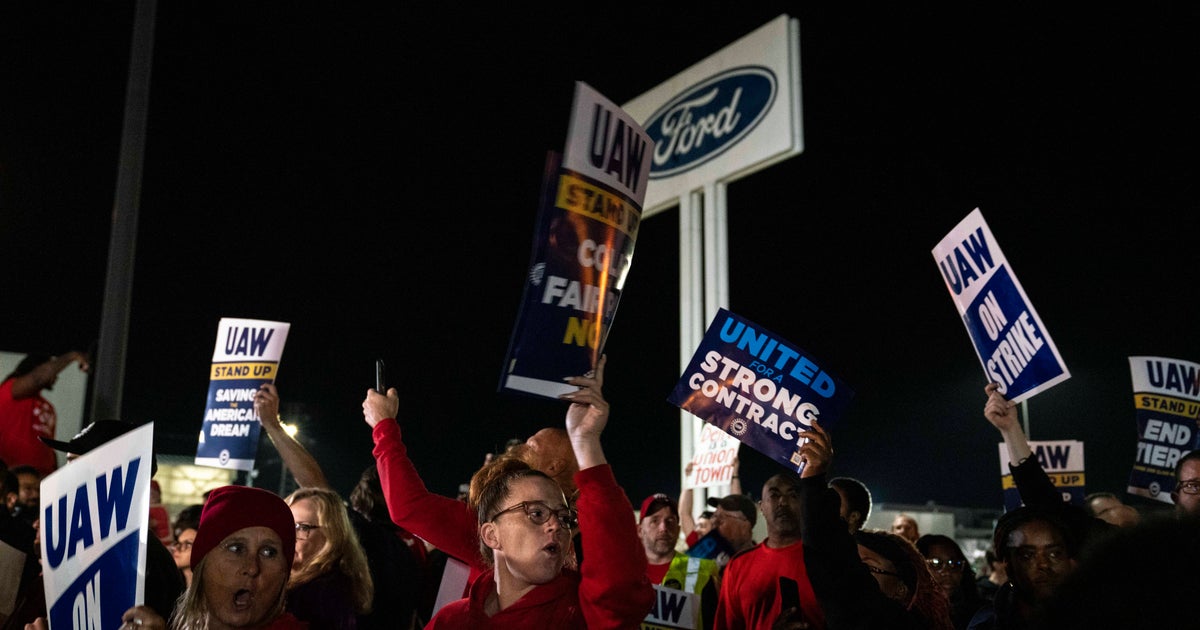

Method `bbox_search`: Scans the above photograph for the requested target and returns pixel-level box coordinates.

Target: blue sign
[669,309,854,473]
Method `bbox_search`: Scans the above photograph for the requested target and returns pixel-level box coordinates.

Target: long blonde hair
[169,555,287,630]
[284,487,374,614]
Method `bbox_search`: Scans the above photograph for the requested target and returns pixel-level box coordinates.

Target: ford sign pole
[623,14,803,513]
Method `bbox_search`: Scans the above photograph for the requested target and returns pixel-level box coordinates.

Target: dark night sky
[2,4,1197,513]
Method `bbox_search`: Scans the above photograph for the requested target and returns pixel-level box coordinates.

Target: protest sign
[500,82,652,400]
[931,208,1070,403]
[195,318,290,470]
[40,423,153,630]
[668,308,854,473]
[998,440,1085,511]
[686,423,739,489]
[1125,356,1200,504]
[642,584,699,630]
[684,529,734,564]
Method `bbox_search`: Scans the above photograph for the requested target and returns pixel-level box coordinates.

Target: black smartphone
[375,359,386,393]
[779,576,803,617]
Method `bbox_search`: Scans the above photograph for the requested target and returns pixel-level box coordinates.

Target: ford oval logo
[643,66,776,179]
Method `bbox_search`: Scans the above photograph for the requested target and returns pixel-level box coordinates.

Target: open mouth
[234,589,253,610]
[543,541,561,554]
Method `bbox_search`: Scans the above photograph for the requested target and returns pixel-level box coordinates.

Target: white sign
[196,317,290,470]
[686,424,739,489]
[932,208,1070,403]
[642,584,699,630]
[40,423,153,630]
[622,14,802,216]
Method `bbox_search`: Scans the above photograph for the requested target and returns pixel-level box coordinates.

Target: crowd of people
[3,349,1200,629]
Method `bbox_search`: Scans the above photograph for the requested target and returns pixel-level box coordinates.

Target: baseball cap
[40,420,157,476]
[706,494,758,527]
[640,493,678,521]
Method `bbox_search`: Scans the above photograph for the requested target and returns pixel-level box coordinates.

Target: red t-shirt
[0,379,59,477]
[647,560,672,585]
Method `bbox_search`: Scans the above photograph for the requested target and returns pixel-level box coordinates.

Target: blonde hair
[169,555,287,630]
[284,487,374,614]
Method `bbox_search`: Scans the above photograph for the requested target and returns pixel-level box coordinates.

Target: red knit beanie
[191,485,296,570]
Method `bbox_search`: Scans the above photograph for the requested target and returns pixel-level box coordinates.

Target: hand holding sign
[669,309,854,474]
[796,420,832,479]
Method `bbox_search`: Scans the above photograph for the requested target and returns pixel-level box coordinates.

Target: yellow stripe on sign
[1133,394,1200,419]
[555,173,641,237]
[210,362,277,380]
[1048,473,1086,487]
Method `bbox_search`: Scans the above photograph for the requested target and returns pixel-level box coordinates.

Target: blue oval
[642,66,776,179]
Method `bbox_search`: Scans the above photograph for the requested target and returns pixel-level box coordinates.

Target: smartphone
[375,359,386,393]
[779,576,803,618]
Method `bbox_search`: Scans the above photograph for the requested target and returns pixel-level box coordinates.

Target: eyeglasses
[926,558,965,573]
[490,501,578,530]
[862,562,901,578]
[1177,479,1200,495]
[171,540,194,552]
[295,523,322,540]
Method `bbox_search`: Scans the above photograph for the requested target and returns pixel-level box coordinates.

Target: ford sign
[642,66,776,179]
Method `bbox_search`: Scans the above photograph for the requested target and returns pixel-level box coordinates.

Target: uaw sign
[669,309,854,473]
[40,424,153,630]
[932,208,1070,404]
[998,440,1085,511]
[500,82,651,399]
[196,317,290,470]
[622,14,802,217]
[1126,356,1200,504]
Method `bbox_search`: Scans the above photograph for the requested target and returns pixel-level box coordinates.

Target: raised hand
[559,354,609,469]
[798,420,832,478]
[362,387,400,429]
[255,383,282,430]
[984,382,1020,433]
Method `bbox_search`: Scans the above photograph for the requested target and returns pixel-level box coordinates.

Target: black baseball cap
[706,494,758,527]
[40,420,157,476]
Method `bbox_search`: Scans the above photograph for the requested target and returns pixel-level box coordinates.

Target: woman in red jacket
[423,355,654,629]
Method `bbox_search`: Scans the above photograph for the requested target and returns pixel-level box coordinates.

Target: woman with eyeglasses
[171,527,198,587]
[283,486,374,629]
[425,356,655,628]
[916,534,984,630]
[793,420,953,630]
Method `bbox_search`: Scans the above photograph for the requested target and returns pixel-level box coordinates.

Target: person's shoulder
[724,542,762,566]
[965,603,995,630]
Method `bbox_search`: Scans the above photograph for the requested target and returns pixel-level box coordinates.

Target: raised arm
[984,383,1033,465]
[9,352,89,399]
[560,354,610,469]
[363,387,482,572]
[983,383,1059,508]
[680,461,697,535]
[561,355,655,628]
[797,420,907,628]
[729,455,743,495]
[255,383,330,489]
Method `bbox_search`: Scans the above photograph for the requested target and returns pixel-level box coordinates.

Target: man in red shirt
[0,351,89,477]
